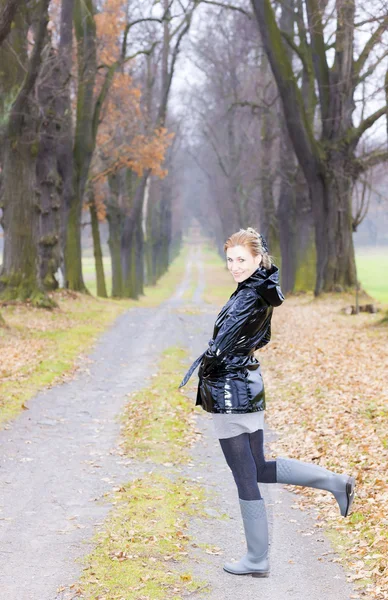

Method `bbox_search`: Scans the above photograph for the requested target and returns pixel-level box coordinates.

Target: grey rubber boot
[223,498,269,577]
[276,458,355,517]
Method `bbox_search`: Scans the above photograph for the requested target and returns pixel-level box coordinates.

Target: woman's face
[226,245,262,283]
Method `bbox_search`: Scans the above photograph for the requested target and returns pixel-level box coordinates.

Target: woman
[179,227,355,578]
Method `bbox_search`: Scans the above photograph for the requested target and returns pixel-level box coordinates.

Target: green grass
[76,474,207,600]
[119,347,197,465]
[0,247,189,426]
[0,296,132,426]
[83,247,189,304]
[355,246,388,304]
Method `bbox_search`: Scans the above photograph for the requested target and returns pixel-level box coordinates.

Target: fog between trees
[0,0,387,311]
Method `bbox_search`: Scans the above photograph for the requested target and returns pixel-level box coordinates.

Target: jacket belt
[179,339,215,389]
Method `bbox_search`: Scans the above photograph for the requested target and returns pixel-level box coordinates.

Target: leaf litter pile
[262,294,388,599]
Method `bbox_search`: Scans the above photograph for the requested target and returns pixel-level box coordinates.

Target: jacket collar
[237,264,284,307]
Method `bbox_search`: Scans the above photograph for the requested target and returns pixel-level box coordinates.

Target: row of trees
[184,0,388,294]
[0,0,196,310]
[1,0,387,314]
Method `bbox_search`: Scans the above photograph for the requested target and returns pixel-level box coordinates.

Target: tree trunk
[135,209,144,296]
[0,0,53,306]
[65,0,96,292]
[121,171,149,299]
[0,135,52,306]
[144,178,156,286]
[107,173,123,297]
[260,102,280,259]
[0,0,21,46]
[89,190,107,298]
[312,157,357,293]
[56,0,74,281]
[159,178,172,275]
[36,45,62,291]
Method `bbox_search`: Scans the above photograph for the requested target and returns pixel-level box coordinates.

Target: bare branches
[358,150,388,172]
[353,14,388,85]
[352,175,373,231]
[348,106,387,147]
[197,0,253,19]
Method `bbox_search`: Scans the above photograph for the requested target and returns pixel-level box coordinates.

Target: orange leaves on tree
[95,0,128,64]
[93,67,173,186]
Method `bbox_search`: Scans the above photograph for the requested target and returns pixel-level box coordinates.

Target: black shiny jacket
[179,264,284,413]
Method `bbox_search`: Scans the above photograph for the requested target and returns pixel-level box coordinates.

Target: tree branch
[251,0,320,179]
[280,30,310,73]
[347,106,387,147]
[353,15,388,84]
[9,0,50,133]
[358,150,388,172]
[157,13,193,126]
[356,49,388,85]
[198,0,253,18]
[0,0,21,46]
[305,0,330,124]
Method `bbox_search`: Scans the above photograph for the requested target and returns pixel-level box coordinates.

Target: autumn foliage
[91,0,173,217]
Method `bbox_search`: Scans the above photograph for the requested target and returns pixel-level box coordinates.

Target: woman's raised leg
[248,429,355,517]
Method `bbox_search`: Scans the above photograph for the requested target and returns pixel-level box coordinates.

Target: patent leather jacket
[179,264,284,413]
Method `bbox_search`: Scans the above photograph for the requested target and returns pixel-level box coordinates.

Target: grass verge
[119,348,198,464]
[73,347,208,599]
[0,248,188,427]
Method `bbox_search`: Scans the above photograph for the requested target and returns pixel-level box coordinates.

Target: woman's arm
[202,288,260,377]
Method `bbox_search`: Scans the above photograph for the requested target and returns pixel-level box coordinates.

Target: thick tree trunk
[0,0,53,306]
[0,0,21,46]
[89,195,107,298]
[56,0,74,280]
[311,157,357,293]
[0,136,52,306]
[36,46,62,291]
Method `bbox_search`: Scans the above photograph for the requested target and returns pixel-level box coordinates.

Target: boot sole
[344,477,355,517]
[223,566,270,578]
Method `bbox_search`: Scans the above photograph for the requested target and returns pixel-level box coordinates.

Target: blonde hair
[223,227,273,270]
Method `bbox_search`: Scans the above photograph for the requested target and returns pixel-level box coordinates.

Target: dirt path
[0,247,355,599]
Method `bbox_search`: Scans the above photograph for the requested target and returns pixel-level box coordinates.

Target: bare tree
[252,0,388,293]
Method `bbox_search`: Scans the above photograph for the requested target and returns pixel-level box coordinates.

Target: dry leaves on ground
[262,294,388,599]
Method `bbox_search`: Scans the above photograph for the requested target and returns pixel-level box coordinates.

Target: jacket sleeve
[202,288,259,377]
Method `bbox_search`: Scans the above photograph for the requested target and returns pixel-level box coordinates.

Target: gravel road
[0,246,355,600]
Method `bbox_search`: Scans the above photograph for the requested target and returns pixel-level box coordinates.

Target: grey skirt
[211,410,265,439]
